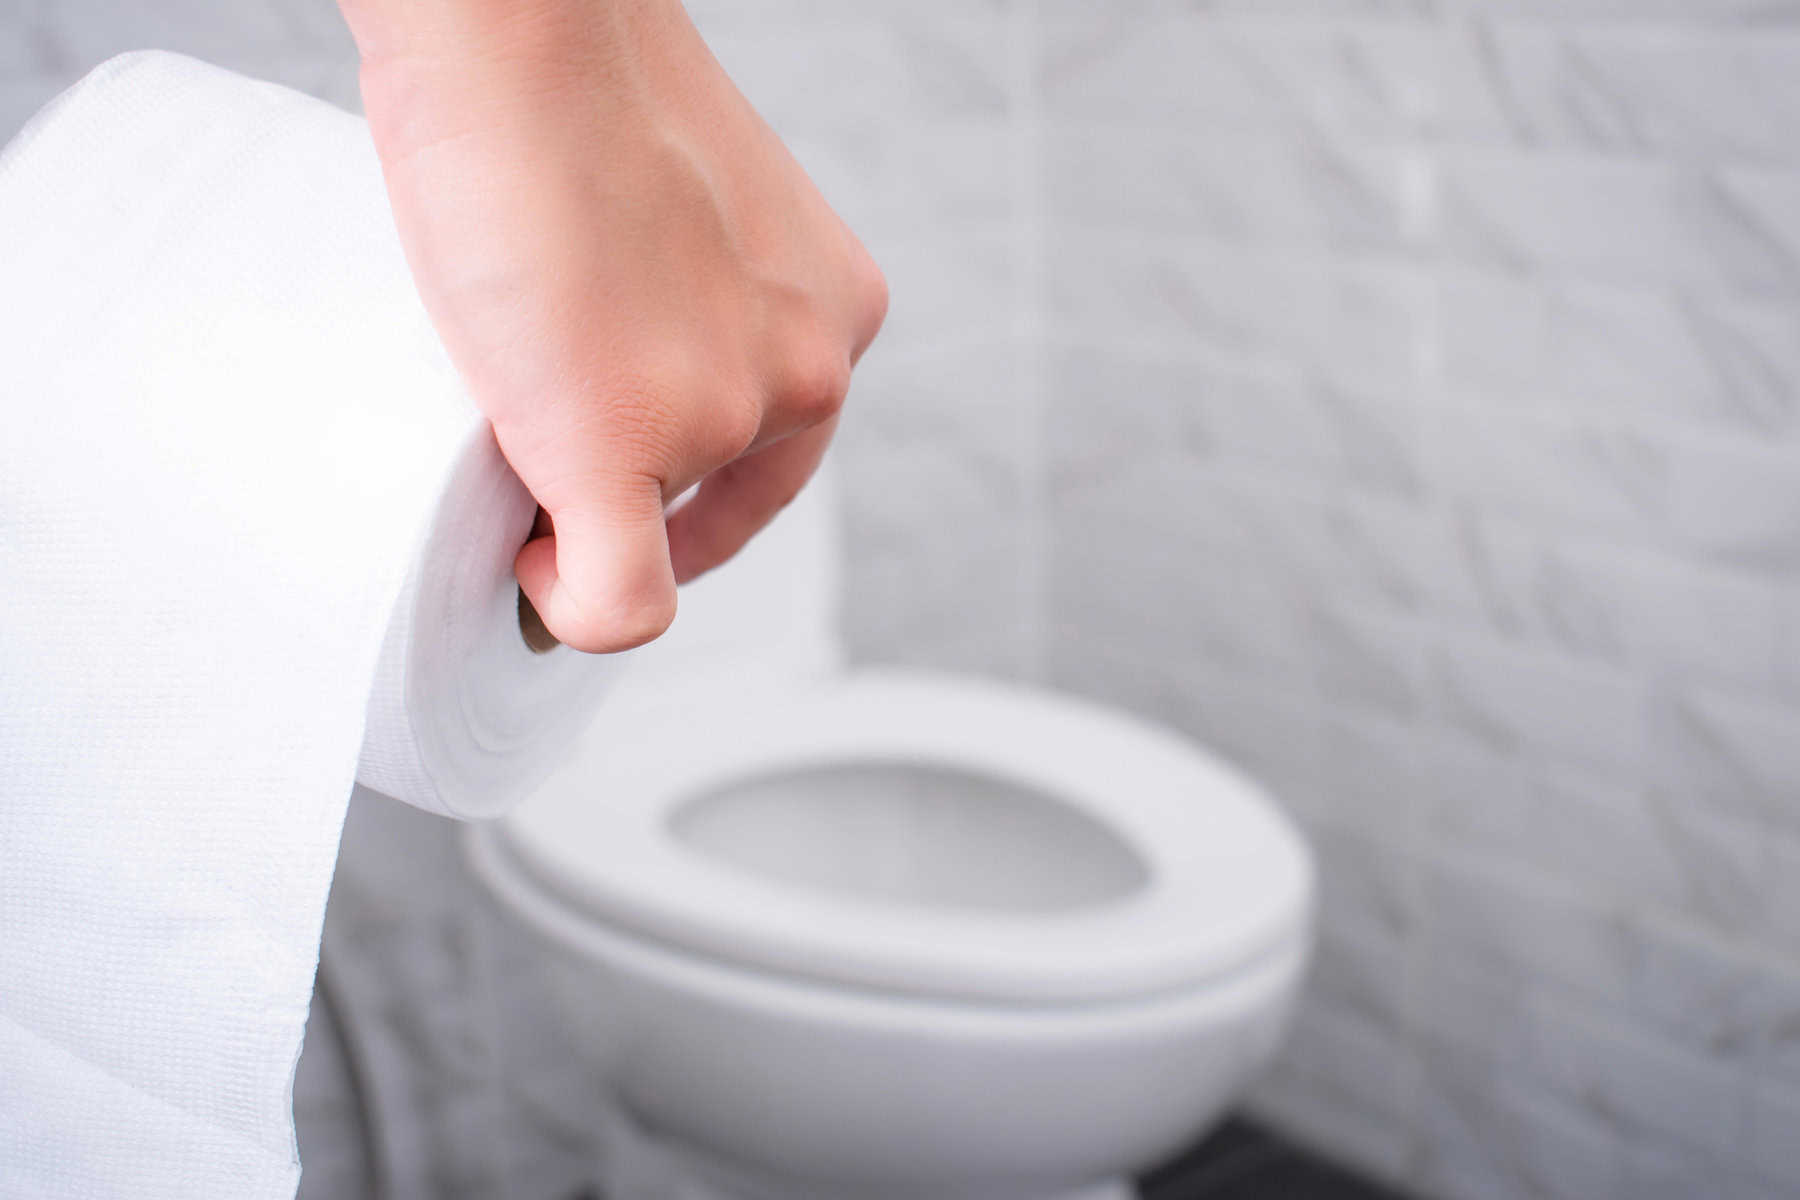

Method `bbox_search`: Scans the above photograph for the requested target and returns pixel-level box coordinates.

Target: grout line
[1009,0,1049,685]
[1391,0,1452,1171]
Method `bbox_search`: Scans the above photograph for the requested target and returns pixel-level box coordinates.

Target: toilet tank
[606,465,844,712]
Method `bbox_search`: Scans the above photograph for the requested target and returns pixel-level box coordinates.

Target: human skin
[337,0,888,652]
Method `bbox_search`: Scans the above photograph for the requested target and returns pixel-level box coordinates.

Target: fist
[346,0,888,652]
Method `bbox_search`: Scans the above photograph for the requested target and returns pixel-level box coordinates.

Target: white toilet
[466,478,1314,1200]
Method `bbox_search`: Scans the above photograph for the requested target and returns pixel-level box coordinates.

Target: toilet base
[592,1101,1137,1200]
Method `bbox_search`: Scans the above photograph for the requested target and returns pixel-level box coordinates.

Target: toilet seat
[492,671,1313,1007]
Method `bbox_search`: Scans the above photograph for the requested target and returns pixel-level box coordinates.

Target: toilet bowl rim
[468,818,1313,1028]
[492,669,1316,1004]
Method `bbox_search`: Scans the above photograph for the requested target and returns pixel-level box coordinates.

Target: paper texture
[0,52,616,1197]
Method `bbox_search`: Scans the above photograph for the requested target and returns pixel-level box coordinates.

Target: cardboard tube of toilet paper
[0,52,615,1198]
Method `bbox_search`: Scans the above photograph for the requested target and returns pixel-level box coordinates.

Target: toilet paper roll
[0,52,616,1197]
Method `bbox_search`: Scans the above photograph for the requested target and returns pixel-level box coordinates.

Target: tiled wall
[1036,4,1800,1198]
[7,2,1799,1198]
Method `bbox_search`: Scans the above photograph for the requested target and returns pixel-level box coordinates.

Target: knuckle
[709,395,762,464]
[774,475,808,513]
[858,258,890,335]
[782,340,851,426]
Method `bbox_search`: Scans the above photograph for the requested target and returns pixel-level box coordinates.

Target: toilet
[465,477,1315,1200]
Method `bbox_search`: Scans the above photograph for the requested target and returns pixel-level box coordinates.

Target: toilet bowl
[465,479,1315,1200]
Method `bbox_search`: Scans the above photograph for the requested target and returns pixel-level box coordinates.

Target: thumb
[512,477,678,654]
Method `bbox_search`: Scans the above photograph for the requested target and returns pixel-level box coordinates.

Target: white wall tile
[1309,602,1430,717]
[708,19,1011,134]
[1622,557,1783,690]
[1407,1046,1534,1200]
[0,75,57,144]
[1039,0,1436,14]
[1194,368,1365,485]
[784,121,1013,241]
[1780,585,1800,702]
[1430,512,1784,690]
[1309,494,1441,614]
[863,234,1018,351]
[1246,1063,1420,1187]
[1312,824,1423,944]
[1417,729,1535,859]
[1037,16,1283,130]
[1451,1,1800,25]
[0,1,43,76]
[1045,235,1306,362]
[1432,634,1644,771]
[1767,837,1800,950]
[1748,1078,1800,1185]
[1048,236,1431,395]
[1163,678,1325,815]
[1640,791,1788,943]
[1430,404,1670,544]
[38,0,302,70]
[1057,460,1417,617]
[838,340,1034,675]
[1430,512,1634,663]
[1618,917,1800,1090]
[1051,464,1284,566]
[1492,1084,1623,1200]
[1406,955,1531,1069]
[1437,24,1800,164]
[688,0,1007,26]
[1225,18,1439,136]
[1619,1138,1790,1200]
[1048,646,1324,817]
[1052,527,1308,676]
[1310,258,1435,393]
[1435,268,1547,389]
[1311,917,1413,1033]
[1044,124,1428,251]
[1513,995,1749,1156]
[1558,285,1800,435]
[1438,152,1681,286]
[1315,711,1430,838]
[1650,686,1800,838]
[1418,852,1634,1002]
[1041,15,1438,137]
[263,0,357,59]
[1664,434,1800,568]
[1706,165,1800,296]
[1280,996,1420,1123]
[1439,150,1800,297]
[1043,348,1214,491]
[249,53,361,113]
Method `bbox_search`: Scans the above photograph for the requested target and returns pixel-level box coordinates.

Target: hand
[340,0,887,652]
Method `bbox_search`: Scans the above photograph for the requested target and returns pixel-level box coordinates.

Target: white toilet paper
[0,52,617,1197]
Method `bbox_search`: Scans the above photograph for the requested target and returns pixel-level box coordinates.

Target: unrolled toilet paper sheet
[0,52,617,1197]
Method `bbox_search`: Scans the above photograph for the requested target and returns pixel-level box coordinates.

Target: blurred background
[6,1,1800,1197]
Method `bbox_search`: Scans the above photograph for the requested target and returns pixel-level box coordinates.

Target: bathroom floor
[568,1117,1406,1200]
[1140,1117,1408,1199]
